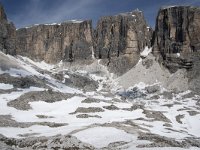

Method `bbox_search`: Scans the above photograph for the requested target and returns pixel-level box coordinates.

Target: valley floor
[0,52,200,150]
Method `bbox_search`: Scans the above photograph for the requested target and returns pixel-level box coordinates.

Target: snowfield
[73,127,137,148]
[0,51,200,149]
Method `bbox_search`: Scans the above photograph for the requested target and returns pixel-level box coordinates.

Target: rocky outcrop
[0,3,16,55]
[152,6,200,93]
[0,134,94,150]
[153,6,200,72]
[94,10,152,75]
[16,20,93,63]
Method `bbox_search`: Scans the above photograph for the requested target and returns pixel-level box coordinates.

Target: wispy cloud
[13,0,100,28]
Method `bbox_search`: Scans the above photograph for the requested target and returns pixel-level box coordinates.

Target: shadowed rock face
[0,3,16,55]
[94,10,152,75]
[153,6,200,72]
[152,6,200,93]
[16,20,93,63]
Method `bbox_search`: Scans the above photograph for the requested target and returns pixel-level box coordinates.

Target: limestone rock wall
[152,6,200,72]
[15,10,152,75]
[94,10,152,75]
[16,20,93,63]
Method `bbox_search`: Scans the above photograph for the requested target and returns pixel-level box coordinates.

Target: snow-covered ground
[0,52,200,149]
[0,83,13,90]
[73,127,139,148]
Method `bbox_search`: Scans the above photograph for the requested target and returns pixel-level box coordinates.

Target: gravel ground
[116,54,189,92]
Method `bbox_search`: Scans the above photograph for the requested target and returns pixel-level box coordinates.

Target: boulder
[145,85,160,94]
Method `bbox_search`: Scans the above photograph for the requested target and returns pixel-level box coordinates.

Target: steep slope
[117,53,189,92]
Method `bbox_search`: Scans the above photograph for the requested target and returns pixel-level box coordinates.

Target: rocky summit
[0,2,200,150]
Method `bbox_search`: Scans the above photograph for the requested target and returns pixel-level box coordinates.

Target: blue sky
[1,0,200,29]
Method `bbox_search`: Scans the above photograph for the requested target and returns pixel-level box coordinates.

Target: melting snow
[1,52,200,149]
[18,56,55,71]
[0,68,32,77]
[73,127,135,148]
[0,83,13,90]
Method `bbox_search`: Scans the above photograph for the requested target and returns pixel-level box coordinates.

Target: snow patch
[140,46,152,57]
[176,53,180,57]
[0,68,32,77]
[0,83,13,90]
[66,20,83,23]
[44,23,61,26]
[73,127,135,148]
[18,56,55,71]
[161,5,178,9]
[133,82,148,90]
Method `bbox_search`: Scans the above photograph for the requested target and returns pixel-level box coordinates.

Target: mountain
[0,3,200,150]
[14,9,152,75]
[152,6,200,93]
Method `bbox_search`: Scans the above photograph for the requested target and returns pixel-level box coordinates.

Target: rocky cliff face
[0,3,16,55]
[153,6,200,72]
[16,20,93,63]
[153,6,200,93]
[94,10,152,75]
[16,10,152,75]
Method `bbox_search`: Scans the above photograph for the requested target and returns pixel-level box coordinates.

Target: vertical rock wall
[152,6,200,72]
[94,10,152,75]
[0,3,16,55]
[16,20,93,63]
